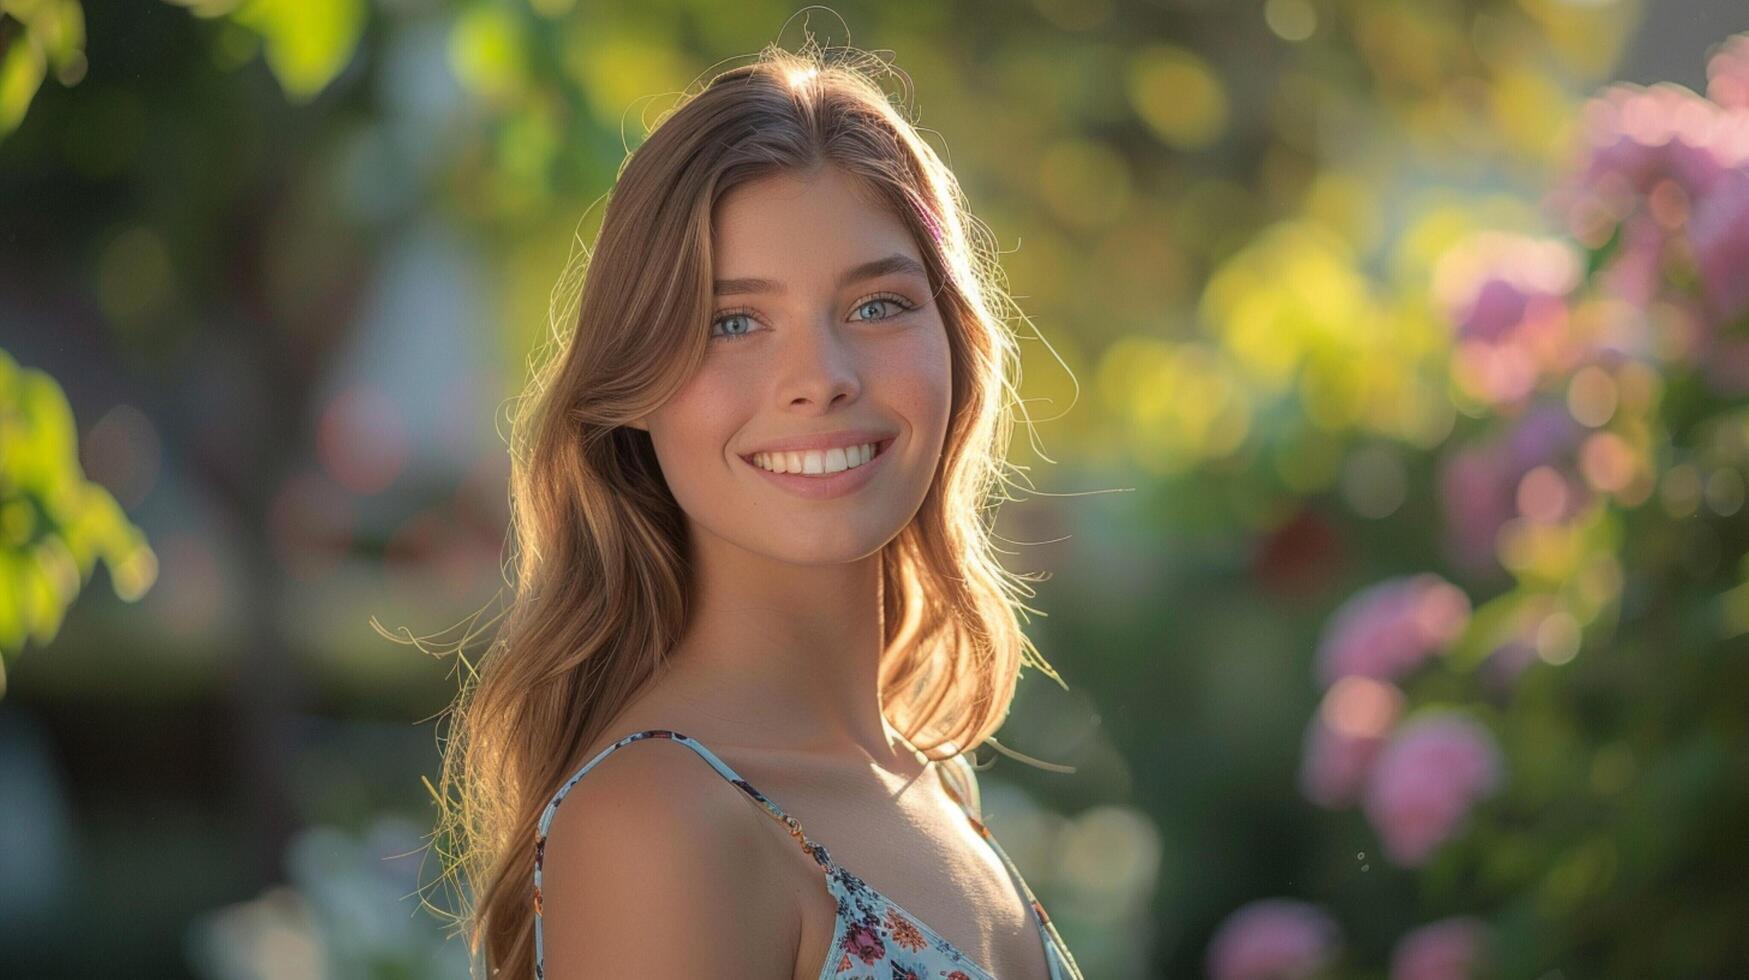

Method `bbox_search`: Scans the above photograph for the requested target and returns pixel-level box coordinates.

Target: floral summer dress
[532,729,1085,980]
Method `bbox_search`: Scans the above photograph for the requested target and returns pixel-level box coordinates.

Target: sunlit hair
[411,38,1073,978]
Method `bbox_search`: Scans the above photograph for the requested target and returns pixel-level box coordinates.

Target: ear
[624,417,650,432]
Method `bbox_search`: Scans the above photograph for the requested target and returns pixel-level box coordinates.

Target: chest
[761,770,1054,980]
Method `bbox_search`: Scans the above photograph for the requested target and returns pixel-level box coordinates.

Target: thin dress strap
[536,728,837,874]
[935,753,1088,980]
[532,729,840,977]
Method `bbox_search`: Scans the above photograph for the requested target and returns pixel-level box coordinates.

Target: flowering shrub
[1210,31,1749,979]
[1313,574,1471,686]
[1360,712,1503,868]
[1205,899,1342,980]
[1388,917,1490,980]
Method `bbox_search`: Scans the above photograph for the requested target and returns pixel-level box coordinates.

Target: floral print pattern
[532,729,1083,980]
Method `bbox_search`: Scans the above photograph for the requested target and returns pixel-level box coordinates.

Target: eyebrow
[712,253,929,297]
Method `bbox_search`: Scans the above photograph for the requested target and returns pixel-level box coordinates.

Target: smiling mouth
[734,441,888,479]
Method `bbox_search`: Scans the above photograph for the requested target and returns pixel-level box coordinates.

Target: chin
[744,521,898,566]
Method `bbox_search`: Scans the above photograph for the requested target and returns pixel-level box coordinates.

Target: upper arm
[537,747,799,979]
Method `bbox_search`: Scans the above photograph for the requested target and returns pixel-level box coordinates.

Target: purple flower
[1389,916,1491,980]
[1363,712,1504,867]
[1502,400,1584,473]
[1594,213,1667,308]
[1299,676,1404,810]
[1206,899,1342,980]
[1437,445,1512,572]
[1432,233,1589,405]
[1315,574,1471,687]
[1432,232,1581,344]
[1688,168,1749,323]
[1438,401,1590,571]
[1709,33,1749,110]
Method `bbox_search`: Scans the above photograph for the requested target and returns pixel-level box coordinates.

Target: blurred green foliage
[0,0,86,136]
[0,349,155,689]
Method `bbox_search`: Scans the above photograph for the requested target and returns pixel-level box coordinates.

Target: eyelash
[708,292,917,343]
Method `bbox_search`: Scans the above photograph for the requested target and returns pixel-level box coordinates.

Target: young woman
[431,41,1085,980]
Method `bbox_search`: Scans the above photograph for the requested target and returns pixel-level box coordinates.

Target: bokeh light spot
[1536,611,1581,666]
[1579,431,1634,493]
[1322,675,1403,738]
[1340,444,1408,519]
[1566,365,1618,427]
[1705,466,1745,517]
[316,386,409,495]
[95,225,175,325]
[1127,44,1228,149]
[83,403,161,510]
[1659,462,1702,518]
[1265,0,1317,42]
[1517,465,1571,523]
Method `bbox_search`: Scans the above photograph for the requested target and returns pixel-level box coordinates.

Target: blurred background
[3,0,1748,977]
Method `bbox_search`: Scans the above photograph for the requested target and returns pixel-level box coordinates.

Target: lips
[748,442,895,476]
[738,436,895,500]
[737,427,899,460]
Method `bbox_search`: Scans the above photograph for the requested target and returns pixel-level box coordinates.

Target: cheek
[648,369,746,480]
[890,320,954,436]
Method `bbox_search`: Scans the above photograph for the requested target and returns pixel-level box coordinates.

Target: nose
[778,319,862,410]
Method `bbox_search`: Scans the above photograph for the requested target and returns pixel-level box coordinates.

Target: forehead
[710,168,918,278]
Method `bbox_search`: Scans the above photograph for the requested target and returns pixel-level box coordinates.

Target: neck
[653,526,920,772]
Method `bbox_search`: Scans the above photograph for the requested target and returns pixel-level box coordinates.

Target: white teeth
[754,442,879,476]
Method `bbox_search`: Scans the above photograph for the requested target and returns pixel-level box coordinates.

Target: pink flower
[1438,401,1590,571]
[1363,713,1504,867]
[841,922,885,964]
[1479,639,1540,698]
[1315,575,1472,687]
[1299,676,1404,809]
[1708,33,1749,110]
[1547,81,1749,307]
[1688,168,1749,323]
[1567,83,1748,207]
[1433,233,1589,405]
[1206,899,1342,980]
[1437,445,1512,572]
[1432,232,1581,344]
[1594,213,1668,308]
[1389,916,1491,980]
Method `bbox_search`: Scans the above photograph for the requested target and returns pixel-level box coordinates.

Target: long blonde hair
[412,39,1073,978]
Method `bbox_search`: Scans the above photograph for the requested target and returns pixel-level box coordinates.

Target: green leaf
[0,347,155,669]
[0,28,47,135]
[1582,219,1623,281]
[230,0,365,103]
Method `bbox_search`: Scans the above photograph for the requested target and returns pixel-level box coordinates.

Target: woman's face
[630,166,953,565]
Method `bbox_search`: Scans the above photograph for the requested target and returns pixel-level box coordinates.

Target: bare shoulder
[941,751,984,820]
[537,735,800,979]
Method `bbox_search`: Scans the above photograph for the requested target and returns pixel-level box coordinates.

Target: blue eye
[708,293,917,343]
[852,296,911,321]
[712,311,757,340]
